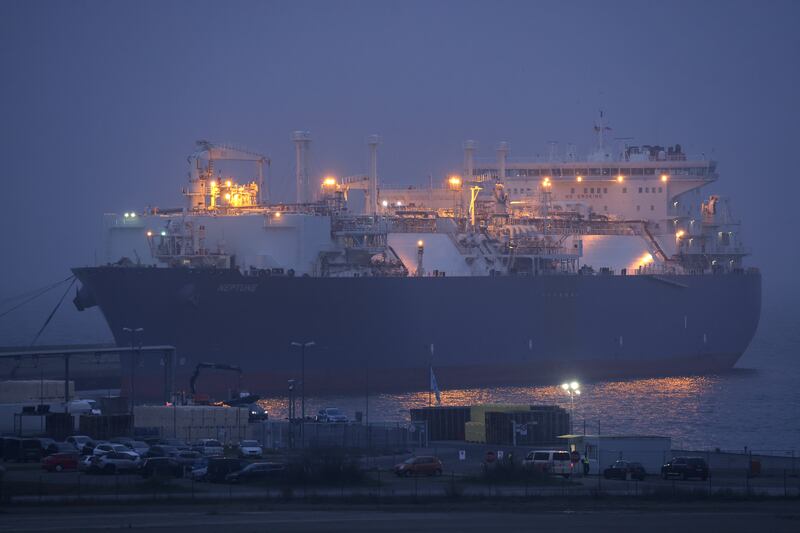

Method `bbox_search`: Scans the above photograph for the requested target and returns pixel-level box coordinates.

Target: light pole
[561,381,581,434]
[287,379,296,449]
[122,327,144,414]
[291,341,315,445]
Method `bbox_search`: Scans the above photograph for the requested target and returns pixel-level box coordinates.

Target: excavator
[187,362,267,420]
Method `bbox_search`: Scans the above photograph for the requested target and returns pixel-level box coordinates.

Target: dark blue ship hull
[72,267,761,398]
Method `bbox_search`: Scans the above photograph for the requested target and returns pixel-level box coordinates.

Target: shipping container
[410,406,471,441]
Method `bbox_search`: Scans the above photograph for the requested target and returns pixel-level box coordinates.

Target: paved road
[1,505,799,532]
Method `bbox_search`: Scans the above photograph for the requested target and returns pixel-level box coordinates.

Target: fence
[2,462,799,505]
[251,421,415,452]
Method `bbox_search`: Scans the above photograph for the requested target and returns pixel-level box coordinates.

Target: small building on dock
[560,434,672,475]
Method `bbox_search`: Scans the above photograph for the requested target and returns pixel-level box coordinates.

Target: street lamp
[122,327,144,414]
[561,381,581,433]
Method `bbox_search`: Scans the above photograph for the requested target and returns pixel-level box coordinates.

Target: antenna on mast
[593,110,610,151]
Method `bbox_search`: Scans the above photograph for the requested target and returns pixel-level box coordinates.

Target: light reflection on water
[260,376,716,443]
[259,367,796,452]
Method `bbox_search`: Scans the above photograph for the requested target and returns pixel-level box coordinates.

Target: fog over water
[1,1,799,450]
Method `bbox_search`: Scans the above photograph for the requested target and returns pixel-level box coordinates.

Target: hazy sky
[1,0,799,306]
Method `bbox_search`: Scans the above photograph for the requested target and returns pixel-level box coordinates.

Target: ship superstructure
[71,119,761,398]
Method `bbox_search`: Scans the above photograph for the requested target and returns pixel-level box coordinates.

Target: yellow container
[465,421,486,443]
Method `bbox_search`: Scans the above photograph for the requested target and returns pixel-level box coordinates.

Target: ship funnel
[496,141,509,180]
[367,135,381,215]
[291,131,312,203]
[463,140,477,182]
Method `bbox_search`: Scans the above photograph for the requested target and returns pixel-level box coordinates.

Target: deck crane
[186,140,271,209]
[187,362,266,419]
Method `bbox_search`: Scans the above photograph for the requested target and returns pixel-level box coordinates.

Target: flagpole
[428,344,433,407]
[428,361,432,408]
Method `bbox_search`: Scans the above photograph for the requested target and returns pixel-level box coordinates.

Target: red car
[393,456,443,477]
[42,452,80,472]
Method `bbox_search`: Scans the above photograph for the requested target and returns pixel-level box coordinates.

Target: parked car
[78,455,98,473]
[190,464,208,481]
[45,441,77,456]
[206,457,247,483]
[393,456,443,477]
[110,437,135,446]
[316,407,348,423]
[66,435,94,454]
[161,438,190,450]
[125,441,150,456]
[237,440,263,459]
[173,450,203,467]
[37,438,57,456]
[603,460,646,481]
[42,452,80,472]
[661,457,709,480]
[96,451,141,473]
[193,439,224,457]
[247,403,268,421]
[225,462,285,483]
[93,443,136,457]
[522,450,574,477]
[139,457,183,478]
[144,445,179,458]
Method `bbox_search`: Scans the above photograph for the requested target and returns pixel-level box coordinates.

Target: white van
[523,450,574,477]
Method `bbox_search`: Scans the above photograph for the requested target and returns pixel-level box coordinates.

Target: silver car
[317,407,348,423]
[193,439,224,456]
[237,440,263,458]
[126,440,150,456]
[96,452,141,473]
[93,443,136,457]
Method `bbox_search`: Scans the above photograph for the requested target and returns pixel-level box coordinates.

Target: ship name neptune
[217,284,258,293]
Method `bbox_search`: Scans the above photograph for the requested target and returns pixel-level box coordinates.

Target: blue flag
[430,366,441,405]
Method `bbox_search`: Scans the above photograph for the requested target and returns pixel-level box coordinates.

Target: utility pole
[287,379,295,449]
[291,341,315,446]
[428,343,434,407]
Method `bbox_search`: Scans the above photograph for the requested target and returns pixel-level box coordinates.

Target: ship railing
[388,218,438,233]
[331,217,389,234]
[471,153,710,164]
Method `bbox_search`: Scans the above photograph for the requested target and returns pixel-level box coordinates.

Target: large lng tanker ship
[71,121,761,398]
